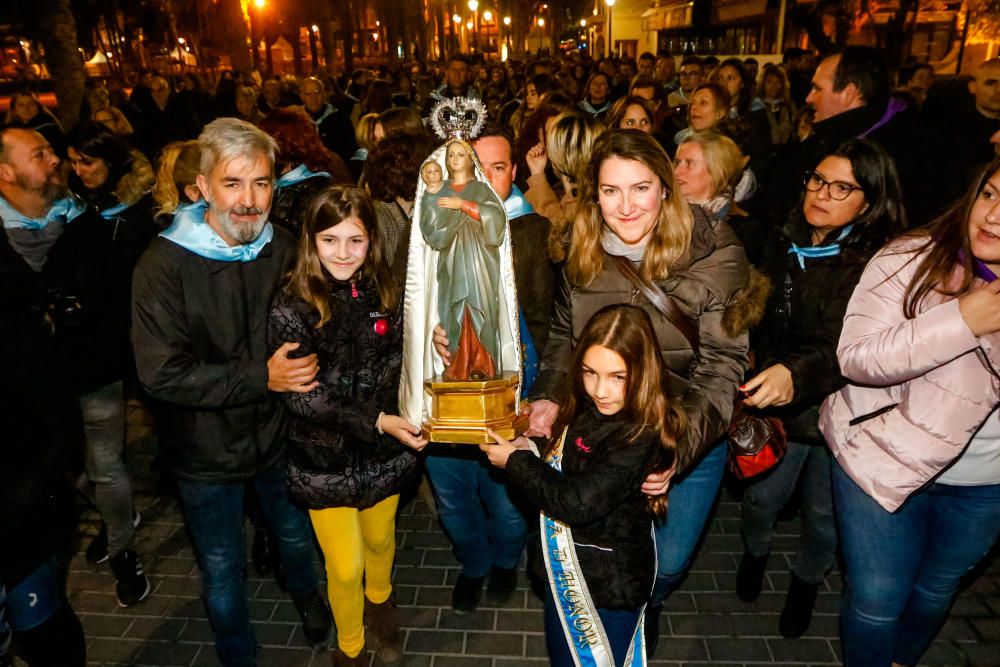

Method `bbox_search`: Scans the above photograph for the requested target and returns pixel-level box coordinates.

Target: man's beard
[15,172,68,205]
[208,198,268,244]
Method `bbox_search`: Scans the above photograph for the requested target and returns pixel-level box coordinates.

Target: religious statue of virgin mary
[398,98,523,437]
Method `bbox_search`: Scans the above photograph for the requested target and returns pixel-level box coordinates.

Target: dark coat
[270,175,332,237]
[510,211,555,355]
[0,207,131,394]
[0,231,81,588]
[131,229,296,482]
[311,104,357,165]
[506,406,661,610]
[533,207,753,474]
[267,276,416,509]
[751,219,885,442]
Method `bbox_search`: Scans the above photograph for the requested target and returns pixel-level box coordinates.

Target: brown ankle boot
[330,647,367,667]
[365,597,403,664]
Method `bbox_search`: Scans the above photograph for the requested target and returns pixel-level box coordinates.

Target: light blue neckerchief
[787,224,854,270]
[503,185,534,220]
[99,201,130,220]
[275,164,330,189]
[0,194,86,230]
[311,103,334,126]
[159,200,273,262]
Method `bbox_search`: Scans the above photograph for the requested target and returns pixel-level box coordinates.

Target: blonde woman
[524,112,605,261]
[152,140,201,223]
[526,128,757,656]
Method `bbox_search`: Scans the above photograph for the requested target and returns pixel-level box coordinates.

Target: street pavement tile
[56,405,1000,666]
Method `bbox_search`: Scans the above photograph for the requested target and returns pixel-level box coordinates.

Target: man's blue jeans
[833,460,1000,666]
[425,448,527,577]
[652,440,727,605]
[176,462,319,667]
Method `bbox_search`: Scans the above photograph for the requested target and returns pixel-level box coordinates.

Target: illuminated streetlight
[538,17,545,27]
[311,24,319,32]
[483,10,492,21]
[466,20,473,29]
[178,37,185,44]
[580,19,586,27]
[372,32,379,40]
[375,20,380,26]
[254,0,265,8]
[503,16,511,25]
[468,0,478,11]
[453,14,461,22]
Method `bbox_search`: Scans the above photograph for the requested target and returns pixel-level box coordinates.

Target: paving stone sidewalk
[62,402,1000,666]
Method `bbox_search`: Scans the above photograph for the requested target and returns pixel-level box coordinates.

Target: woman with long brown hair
[268,185,427,667]
[526,128,757,655]
[820,158,1000,666]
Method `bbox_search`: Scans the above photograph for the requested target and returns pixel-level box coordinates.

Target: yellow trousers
[309,494,399,657]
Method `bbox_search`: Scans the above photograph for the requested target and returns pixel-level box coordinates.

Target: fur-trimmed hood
[114,149,155,207]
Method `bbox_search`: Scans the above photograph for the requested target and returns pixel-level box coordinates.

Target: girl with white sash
[480,304,684,666]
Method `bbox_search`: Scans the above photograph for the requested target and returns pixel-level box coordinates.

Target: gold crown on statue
[429,97,487,141]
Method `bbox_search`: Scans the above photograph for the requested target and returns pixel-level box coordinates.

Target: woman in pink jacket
[819,157,1000,666]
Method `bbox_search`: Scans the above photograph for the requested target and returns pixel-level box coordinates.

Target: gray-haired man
[132,118,330,666]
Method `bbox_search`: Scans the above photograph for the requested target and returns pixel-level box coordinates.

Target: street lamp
[468,0,478,10]
[483,10,492,21]
[605,0,616,58]
[503,16,511,25]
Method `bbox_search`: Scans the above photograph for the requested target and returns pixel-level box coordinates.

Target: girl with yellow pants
[268,186,428,665]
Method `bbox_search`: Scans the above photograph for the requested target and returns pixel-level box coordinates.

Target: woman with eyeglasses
[820,156,1000,666]
[735,139,904,638]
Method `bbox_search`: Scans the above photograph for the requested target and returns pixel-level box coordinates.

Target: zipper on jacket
[848,403,899,426]
[629,287,640,305]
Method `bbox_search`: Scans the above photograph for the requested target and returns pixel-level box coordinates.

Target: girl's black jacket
[267,274,416,509]
[506,406,663,610]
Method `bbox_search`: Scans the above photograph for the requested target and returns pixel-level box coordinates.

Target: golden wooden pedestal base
[421,371,529,444]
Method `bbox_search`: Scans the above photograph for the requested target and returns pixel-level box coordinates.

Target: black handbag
[286,420,418,510]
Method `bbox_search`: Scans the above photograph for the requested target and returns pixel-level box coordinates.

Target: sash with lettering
[537,428,652,667]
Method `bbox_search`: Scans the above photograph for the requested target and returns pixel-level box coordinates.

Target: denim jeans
[544,588,641,667]
[425,447,527,578]
[78,381,135,557]
[741,441,836,583]
[176,462,320,667]
[833,460,1000,666]
[651,439,727,605]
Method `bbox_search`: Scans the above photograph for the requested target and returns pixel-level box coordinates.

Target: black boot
[779,574,819,638]
[452,574,485,614]
[294,591,332,645]
[736,551,769,603]
[644,604,663,657]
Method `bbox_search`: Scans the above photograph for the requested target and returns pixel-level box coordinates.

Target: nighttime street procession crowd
[3,43,1000,667]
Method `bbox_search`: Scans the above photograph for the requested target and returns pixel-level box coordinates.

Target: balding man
[299,76,356,163]
[941,59,1000,179]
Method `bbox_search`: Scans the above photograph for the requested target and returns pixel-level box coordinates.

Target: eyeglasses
[804,171,863,201]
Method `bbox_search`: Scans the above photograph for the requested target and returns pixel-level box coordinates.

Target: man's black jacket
[131,228,296,482]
